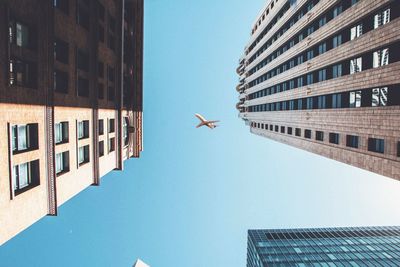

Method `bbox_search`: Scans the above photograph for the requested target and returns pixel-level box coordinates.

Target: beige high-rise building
[237,0,400,180]
[0,0,143,245]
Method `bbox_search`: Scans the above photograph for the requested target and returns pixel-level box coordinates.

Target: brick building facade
[237,0,400,180]
[0,0,143,245]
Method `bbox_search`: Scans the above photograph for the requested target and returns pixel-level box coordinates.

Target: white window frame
[374,8,390,29]
[373,48,389,68]
[350,24,363,40]
[350,57,362,74]
[372,87,388,107]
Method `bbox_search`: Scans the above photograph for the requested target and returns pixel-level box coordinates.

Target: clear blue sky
[1,0,400,266]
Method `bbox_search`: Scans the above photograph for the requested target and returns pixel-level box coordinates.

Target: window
[275,125,279,132]
[108,86,115,101]
[332,34,342,48]
[295,128,301,137]
[77,77,89,97]
[289,80,295,90]
[346,135,359,148]
[77,120,89,139]
[55,151,69,175]
[297,99,303,110]
[350,24,363,40]
[287,127,293,135]
[306,73,313,85]
[333,5,343,18]
[329,133,340,144]
[297,77,303,87]
[108,66,115,82]
[368,138,384,154]
[332,93,342,108]
[350,57,362,74]
[372,87,388,107]
[98,2,105,21]
[304,129,311,139]
[12,160,40,195]
[15,22,29,47]
[108,34,115,51]
[12,124,38,153]
[108,14,116,51]
[98,24,104,42]
[280,126,285,134]
[55,122,69,144]
[98,83,104,99]
[316,131,324,141]
[397,142,400,157]
[108,119,115,133]
[307,50,314,60]
[307,26,314,36]
[108,14,116,33]
[77,1,90,30]
[98,119,104,135]
[76,49,89,72]
[99,141,104,157]
[332,64,342,78]
[54,70,68,93]
[297,55,303,65]
[9,58,37,88]
[54,0,69,14]
[108,137,115,152]
[318,69,326,82]
[269,125,273,131]
[123,117,129,146]
[374,9,390,29]
[349,91,362,108]
[319,17,327,27]
[98,61,104,78]
[54,39,69,63]
[373,48,389,68]
[318,43,326,55]
[318,95,326,109]
[306,97,313,110]
[78,145,90,165]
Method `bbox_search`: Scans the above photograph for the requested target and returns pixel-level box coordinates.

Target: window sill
[14,183,40,196]
[13,147,39,155]
[56,169,70,177]
[78,161,90,167]
[55,140,69,145]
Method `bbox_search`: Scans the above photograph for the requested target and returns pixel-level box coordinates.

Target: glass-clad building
[247,226,400,267]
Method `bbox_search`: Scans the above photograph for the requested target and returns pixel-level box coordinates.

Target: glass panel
[19,163,29,188]
[78,121,83,138]
[372,88,380,107]
[380,87,388,106]
[78,147,84,163]
[12,166,18,190]
[18,125,28,150]
[55,123,62,143]
[350,91,361,108]
[16,22,29,47]
[350,58,362,74]
[12,125,17,151]
[351,24,363,40]
[56,153,63,173]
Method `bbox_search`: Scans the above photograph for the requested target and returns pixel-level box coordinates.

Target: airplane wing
[196,122,204,128]
[207,120,220,123]
[195,113,206,122]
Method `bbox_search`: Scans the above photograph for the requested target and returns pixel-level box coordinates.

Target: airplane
[195,113,220,129]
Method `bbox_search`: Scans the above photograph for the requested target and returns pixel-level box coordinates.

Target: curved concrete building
[237,0,400,180]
